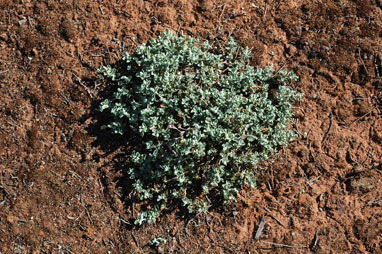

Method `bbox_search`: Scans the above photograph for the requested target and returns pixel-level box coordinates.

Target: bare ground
[0,0,382,253]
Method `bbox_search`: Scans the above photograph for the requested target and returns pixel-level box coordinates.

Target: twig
[6,121,18,128]
[293,119,304,137]
[266,181,272,192]
[72,72,95,98]
[269,214,284,227]
[348,109,373,126]
[0,185,9,196]
[75,212,84,222]
[357,49,369,76]
[131,232,140,249]
[308,144,316,163]
[118,216,130,225]
[305,126,312,140]
[306,175,321,185]
[0,69,9,74]
[262,4,268,22]
[351,96,367,102]
[363,199,382,208]
[309,231,319,249]
[261,240,309,249]
[219,4,226,20]
[63,245,73,254]
[321,114,332,143]
[254,215,266,240]
[85,207,93,224]
[80,197,93,224]
[274,62,286,75]
[263,207,284,227]
[99,6,105,15]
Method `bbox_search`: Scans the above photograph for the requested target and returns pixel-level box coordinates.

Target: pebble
[18,17,27,26]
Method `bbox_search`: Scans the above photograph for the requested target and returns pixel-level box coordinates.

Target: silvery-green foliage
[148,237,167,247]
[99,31,302,225]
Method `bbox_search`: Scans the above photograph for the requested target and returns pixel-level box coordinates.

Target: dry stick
[6,121,18,128]
[262,4,268,22]
[118,216,129,225]
[321,114,333,143]
[310,231,319,249]
[363,199,382,208]
[293,119,303,137]
[131,232,140,250]
[99,5,105,15]
[63,246,73,254]
[268,214,284,227]
[84,206,93,224]
[305,126,313,140]
[308,142,316,162]
[0,185,9,196]
[80,197,94,224]
[266,181,272,192]
[274,62,286,76]
[219,4,226,20]
[306,175,321,185]
[358,50,369,76]
[261,231,319,249]
[260,240,309,249]
[348,109,373,127]
[72,72,95,98]
[263,207,284,227]
[254,215,266,240]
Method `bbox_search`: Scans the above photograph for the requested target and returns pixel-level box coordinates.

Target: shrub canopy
[99,31,302,224]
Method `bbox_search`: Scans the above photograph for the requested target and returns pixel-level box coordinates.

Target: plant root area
[1,0,382,253]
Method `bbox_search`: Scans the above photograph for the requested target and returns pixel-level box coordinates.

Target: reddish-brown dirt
[1,0,382,253]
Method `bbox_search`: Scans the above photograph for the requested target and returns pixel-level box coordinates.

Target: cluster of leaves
[98,31,302,225]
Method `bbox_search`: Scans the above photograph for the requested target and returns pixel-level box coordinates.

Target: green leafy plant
[148,236,167,247]
[98,31,302,225]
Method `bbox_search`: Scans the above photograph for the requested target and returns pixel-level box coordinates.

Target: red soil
[0,0,381,253]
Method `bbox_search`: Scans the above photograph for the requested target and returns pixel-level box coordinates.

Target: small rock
[18,17,27,26]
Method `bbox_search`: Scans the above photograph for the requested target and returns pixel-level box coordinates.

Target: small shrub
[98,31,302,225]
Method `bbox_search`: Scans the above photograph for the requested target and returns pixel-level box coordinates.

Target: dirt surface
[1,0,382,253]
